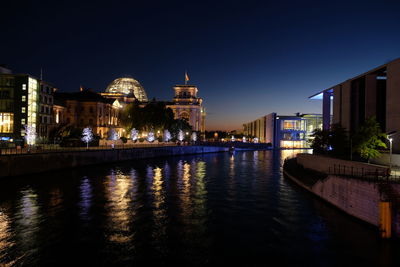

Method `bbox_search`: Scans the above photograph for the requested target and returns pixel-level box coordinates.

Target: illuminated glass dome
[105,77,148,102]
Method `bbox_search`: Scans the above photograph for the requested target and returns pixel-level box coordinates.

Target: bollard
[379,201,392,238]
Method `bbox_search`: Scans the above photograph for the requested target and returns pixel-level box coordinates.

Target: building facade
[310,58,400,152]
[0,69,56,145]
[54,89,122,138]
[167,84,206,133]
[243,113,322,148]
[38,81,55,140]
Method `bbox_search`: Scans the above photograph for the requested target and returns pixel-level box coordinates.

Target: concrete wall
[371,152,400,168]
[341,80,352,132]
[365,74,377,118]
[265,113,275,145]
[297,153,389,175]
[0,146,228,177]
[313,175,380,226]
[285,166,400,237]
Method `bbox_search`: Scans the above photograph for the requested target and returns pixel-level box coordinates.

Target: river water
[0,150,399,266]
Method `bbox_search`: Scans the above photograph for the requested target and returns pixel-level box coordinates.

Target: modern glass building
[243,113,322,148]
[0,73,39,145]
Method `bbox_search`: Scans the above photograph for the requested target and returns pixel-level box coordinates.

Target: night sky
[2,0,400,130]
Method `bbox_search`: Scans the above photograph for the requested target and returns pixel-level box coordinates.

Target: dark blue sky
[2,0,400,130]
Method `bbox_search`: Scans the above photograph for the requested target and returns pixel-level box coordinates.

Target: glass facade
[280,140,306,148]
[282,120,305,130]
[105,77,148,102]
[27,77,38,144]
[0,113,13,133]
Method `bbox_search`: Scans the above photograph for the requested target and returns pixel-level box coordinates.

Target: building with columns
[167,84,206,133]
[310,58,400,152]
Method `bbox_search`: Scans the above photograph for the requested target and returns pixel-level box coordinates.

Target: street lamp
[386,131,397,171]
[388,137,393,170]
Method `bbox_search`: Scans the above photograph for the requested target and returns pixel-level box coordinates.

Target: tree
[25,125,36,146]
[309,124,349,158]
[163,129,171,142]
[131,128,139,142]
[177,130,184,142]
[147,130,155,142]
[353,116,387,162]
[191,132,197,142]
[310,128,330,154]
[81,127,93,148]
[170,119,192,140]
[108,128,119,141]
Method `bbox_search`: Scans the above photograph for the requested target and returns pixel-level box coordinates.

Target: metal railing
[0,143,180,156]
[327,163,400,181]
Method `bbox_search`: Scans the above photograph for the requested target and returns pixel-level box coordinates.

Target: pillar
[322,91,331,130]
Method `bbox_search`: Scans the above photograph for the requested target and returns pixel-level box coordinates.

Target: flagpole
[185,71,187,85]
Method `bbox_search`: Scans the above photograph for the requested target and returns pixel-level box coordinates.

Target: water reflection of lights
[253,151,259,168]
[152,167,164,210]
[177,161,192,220]
[79,177,92,220]
[229,153,235,179]
[0,207,14,263]
[105,170,134,243]
[194,161,207,217]
[150,166,167,246]
[15,188,40,255]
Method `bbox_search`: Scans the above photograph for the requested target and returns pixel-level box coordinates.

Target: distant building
[309,58,400,152]
[243,113,322,148]
[101,76,206,134]
[167,84,206,133]
[0,71,56,145]
[54,89,122,138]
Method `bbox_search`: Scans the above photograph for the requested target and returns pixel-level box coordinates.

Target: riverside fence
[0,143,179,155]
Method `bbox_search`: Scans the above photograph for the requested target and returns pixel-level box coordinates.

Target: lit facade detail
[27,77,38,144]
[104,77,148,102]
[0,113,13,133]
[167,84,206,133]
[55,89,122,139]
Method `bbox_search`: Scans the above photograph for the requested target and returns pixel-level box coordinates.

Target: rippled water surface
[0,150,399,266]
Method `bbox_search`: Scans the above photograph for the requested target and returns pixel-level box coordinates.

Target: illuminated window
[282,120,305,130]
[22,95,26,102]
[280,140,305,148]
[21,118,26,124]
[0,113,13,133]
[22,84,27,90]
[21,107,26,113]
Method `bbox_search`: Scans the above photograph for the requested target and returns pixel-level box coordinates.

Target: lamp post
[389,137,393,170]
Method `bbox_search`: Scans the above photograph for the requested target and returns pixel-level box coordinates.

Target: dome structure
[105,77,148,102]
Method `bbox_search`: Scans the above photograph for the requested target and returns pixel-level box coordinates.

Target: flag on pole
[185,71,189,84]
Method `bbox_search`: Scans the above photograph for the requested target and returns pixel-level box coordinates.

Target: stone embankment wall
[0,146,228,177]
[297,153,389,175]
[313,175,380,226]
[285,155,400,237]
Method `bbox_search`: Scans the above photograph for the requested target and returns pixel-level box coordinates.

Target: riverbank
[0,145,228,177]
[283,156,400,239]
